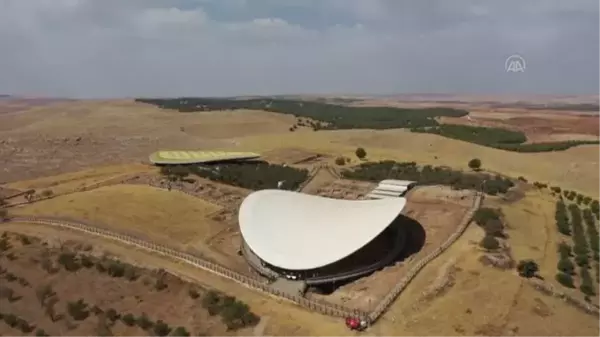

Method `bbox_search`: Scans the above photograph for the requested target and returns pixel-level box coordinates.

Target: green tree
[480,235,500,250]
[121,313,136,326]
[557,258,575,275]
[517,260,539,278]
[355,147,367,160]
[556,272,575,288]
[557,242,572,259]
[153,320,172,336]
[136,313,153,330]
[468,158,482,171]
[484,218,505,238]
[580,268,595,296]
[473,208,501,226]
[67,299,90,321]
[171,326,190,336]
[35,328,49,336]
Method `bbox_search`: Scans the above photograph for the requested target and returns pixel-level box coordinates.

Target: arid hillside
[1,96,599,336]
[1,98,598,196]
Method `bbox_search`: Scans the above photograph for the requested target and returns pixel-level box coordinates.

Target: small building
[366,179,417,200]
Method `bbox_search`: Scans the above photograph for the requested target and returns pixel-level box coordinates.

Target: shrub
[79,255,94,268]
[468,158,482,170]
[557,258,575,275]
[16,318,33,333]
[574,254,589,268]
[484,219,505,238]
[57,252,80,272]
[121,313,136,326]
[188,288,200,299]
[154,277,168,291]
[474,208,501,227]
[105,308,120,322]
[355,147,367,160]
[107,261,126,278]
[67,299,90,321]
[480,235,500,250]
[171,326,191,336]
[136,313,153,330]
[517,260,539,278]
[334,157,346,166]
[124,266,139,281]
[40,189,53,198]
[3,313,18,327]
[558,242,572,259]
[153,320,172,336]
[18,235,31,245]
[556,272,575,288]
[580,268,595,296]
[201,290,221,315]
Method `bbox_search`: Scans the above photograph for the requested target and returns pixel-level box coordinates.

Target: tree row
[341,160,514,196]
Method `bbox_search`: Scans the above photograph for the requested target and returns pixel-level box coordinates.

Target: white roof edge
[379,179,417,186]
[239,190,406,270]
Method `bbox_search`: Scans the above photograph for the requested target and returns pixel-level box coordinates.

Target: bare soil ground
[0,100,295,183]
[313,179,375,200]
[0,224,349,337]
[0,231,254,336]
[301,169,348,196]
[309,185,475,312]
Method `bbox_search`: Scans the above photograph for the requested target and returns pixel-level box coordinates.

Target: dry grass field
[11,185,229,262]
[236,130,599,197]
[1,97,599,336]
[368,191,599,336]
[4,164,154,195]
[1,99,598,197]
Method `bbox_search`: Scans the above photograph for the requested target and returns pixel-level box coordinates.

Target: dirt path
[300,166,338,195]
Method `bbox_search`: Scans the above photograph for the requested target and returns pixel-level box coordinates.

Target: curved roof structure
[239,189,407,270]
[149,150,260,165]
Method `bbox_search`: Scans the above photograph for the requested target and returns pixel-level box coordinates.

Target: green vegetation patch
[201,290,260,331]
[137,97,598,152]
[136,97,468,130]
[162,161,309,191]
[341,160,514,196]
[411,124,599,152]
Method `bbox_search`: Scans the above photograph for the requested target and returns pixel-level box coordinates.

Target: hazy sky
[0,0,598,98]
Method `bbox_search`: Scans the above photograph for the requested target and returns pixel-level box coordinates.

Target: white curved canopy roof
[239,189,407,270]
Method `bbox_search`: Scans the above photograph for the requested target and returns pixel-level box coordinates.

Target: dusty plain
[1,96,599,336]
